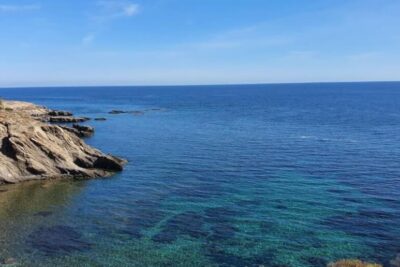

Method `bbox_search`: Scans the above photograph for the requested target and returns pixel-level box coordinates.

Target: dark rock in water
[34,211,53,217]
[205,243,277,267]
[48,110,73,116]
[109,110,127,114]
[109,110,145,115]
[152,211,206,243]
[120,228,143,239]
[124,202,167,239]
[152,230,177,244]
[304,256,327,267]
[275,204,288,210]
[204,207,240,223]
[94,118,107,121]
[49,116,90,123]
[72,124,94,137]
[28,225,91,255]
[166,211,206,238]
[60,124,94,138]
[321,209,400,262]
[93,156,125,171]
[208,223,238,241]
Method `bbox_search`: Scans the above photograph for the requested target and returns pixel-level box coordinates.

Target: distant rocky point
[0,100,126,184]
[108,108,165,115]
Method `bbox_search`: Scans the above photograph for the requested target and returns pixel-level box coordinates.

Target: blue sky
[0,0,399,86]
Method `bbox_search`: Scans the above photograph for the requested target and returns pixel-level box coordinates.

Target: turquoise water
[0,83,399,266]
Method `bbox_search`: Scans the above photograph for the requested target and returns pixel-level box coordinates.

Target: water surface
[0,83,399,266]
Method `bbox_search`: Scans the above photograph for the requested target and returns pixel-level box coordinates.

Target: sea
[0,82,399,267]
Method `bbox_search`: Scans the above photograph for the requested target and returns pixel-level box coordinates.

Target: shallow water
[0,83,400,266]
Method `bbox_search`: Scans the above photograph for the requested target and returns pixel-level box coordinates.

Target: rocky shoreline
[0,100,126,184]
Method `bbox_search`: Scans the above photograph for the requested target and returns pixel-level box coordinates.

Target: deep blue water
[0,82,399,266]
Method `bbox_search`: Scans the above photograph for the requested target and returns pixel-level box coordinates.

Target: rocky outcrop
[61,124,95,138]
[48,116,90,123]
[108,108,165,116]
[4,100,91,123]
[0,100,126,184]
[48,110,73,116]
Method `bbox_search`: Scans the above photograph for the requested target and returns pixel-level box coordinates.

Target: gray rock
[48,110,73,116]
[0,100,126,184]
[48,116,90,123]
[109,110,127,114]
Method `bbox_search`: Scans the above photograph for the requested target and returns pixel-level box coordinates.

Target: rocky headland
[0,100,126,184]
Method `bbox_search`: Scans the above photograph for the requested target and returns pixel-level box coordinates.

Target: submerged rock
[28,225,91,256]
[0,100,126,184]
[94,118,107,121]
[152,211,207,243]
[34,211,53,217]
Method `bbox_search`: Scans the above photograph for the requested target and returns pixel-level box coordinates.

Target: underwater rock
[208,223,238,241]
[94,118,107,121]
[124,203,167,239]
[152,211,207,243]
[304,256,327,267]
[204,206,240,223]
[28,225,91,256]
[204,243,277,267]
[275,204,288,210]
[34,211,53,217]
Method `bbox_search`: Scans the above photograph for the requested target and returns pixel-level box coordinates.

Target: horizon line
[0,80,399,89]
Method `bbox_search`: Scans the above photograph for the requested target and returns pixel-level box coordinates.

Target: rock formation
[0,100,126,184]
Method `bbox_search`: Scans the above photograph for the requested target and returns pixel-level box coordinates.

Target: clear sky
[0,0,399,86]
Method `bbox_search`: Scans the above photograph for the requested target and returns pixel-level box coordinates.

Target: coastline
[0,99,126,185]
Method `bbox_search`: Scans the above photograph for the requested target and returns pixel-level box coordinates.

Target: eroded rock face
[0,101,126,184]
